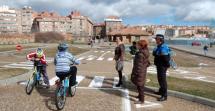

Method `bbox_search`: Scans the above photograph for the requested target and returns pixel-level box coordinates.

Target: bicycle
[25,60,44,95]
[55,74,77,110]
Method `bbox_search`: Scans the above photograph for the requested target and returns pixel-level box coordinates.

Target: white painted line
[78,57,85,60]
[3,65,32,69]
[113,77,119,88]
[76,75,85,85]
[77,87,121,90]
[94,51,98,53]
[184,76,215,83]
[19,62,33,65]
[88,76,105,88]
[146,79,151,83]
[122,89,131,111]
[108,58,113,61]
[19,81,27,85]
[97,58,104,61]
[136,101,162,108]
[49,76,59,86]
[86,57,95,61]
[101,51,105,53]
[8,63,33,67]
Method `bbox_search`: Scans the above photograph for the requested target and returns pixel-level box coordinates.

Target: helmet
[58,42,68,51]
[36,48,43,58]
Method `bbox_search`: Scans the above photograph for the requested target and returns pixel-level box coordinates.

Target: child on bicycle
[54,43,80,93]
[27,48,50,88]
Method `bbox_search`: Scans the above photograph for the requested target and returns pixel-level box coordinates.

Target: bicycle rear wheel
[25,74,36,95]
[55,86,66,110]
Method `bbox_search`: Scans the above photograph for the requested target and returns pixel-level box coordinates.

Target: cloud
[0,0,214,24]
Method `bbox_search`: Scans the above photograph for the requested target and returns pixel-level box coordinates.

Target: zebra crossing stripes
[88,76,105,88]
[108,58,113,61]
[113,77,119,88]
[77,75,85,85]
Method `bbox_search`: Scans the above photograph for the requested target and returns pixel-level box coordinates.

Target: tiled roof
[108,27,150,36]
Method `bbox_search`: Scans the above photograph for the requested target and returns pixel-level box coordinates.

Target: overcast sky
[1,0,215,26]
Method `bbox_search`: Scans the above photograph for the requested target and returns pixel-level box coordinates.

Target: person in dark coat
[114,37,125,87]
[131,39,150,104]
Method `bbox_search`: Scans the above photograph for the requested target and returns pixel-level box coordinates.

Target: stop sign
[16,44,22,51]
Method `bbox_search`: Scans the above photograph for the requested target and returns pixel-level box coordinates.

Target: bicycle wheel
[25,74,36,95]
[55,86,66,110]
[69,85,76,97]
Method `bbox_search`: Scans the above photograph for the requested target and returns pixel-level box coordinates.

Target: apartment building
[0,5,19,34]
[67,11,93,38]
[105,16,123,40]
[0,5,33,34]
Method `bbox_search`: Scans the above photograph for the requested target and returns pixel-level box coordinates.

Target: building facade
[105,16,123,41]
[93,23,106,39]
[32,11,93,42]
[0,5,33,34]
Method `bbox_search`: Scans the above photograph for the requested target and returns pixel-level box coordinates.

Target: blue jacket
[153,43,170,67]
[54,51,80,72]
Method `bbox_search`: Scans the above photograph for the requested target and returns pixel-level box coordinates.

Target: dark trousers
[137,86,145,102]
[56,66,77,87]
[37,65,50,85]
[118,71,122,84]
[156,66,168,97]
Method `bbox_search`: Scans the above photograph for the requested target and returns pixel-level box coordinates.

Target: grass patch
[14,46,89,57]
[126,73,215,100]
[0,68,29,80]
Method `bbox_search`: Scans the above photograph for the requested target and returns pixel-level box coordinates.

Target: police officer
[153,34,170,101]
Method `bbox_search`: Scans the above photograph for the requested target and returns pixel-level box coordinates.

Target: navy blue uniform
[153,43,170,98]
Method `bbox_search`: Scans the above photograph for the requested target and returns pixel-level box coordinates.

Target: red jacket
[27,52,47,65]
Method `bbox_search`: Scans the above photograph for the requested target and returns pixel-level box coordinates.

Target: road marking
[122,89,131,111]
[78,57,85,60]
[3,65,32,69]
[97,58,104,61]
[49,76,59,86]
[94,51,98,53]
[108,58,113,61]
[146,79,151,83]
[101,51,105,53]
[113,77,119,88]
[136,101,162,108]
[77,75,85,85]
[86,57,95,61]
[8,63,33,67]
[184,76,215,83]
[89,76,105,88]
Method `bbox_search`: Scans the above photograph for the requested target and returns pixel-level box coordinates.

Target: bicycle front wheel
[55,86,66,110]
[25,74,36,95]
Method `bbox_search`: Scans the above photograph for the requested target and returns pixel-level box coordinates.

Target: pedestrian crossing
[19,75,124,89]
[3,58,54,69]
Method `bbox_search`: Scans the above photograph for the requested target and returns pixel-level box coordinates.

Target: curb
[146,86,215,108]
[122,73,215,108]
[170,46,215,59]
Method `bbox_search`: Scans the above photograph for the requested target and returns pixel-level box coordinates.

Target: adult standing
[114,37,125,87]
[131,40,150,104]
[153,34,170,101]
[203,45,208,56]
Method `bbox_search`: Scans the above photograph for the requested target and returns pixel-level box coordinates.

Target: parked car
[192,41,201,46]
